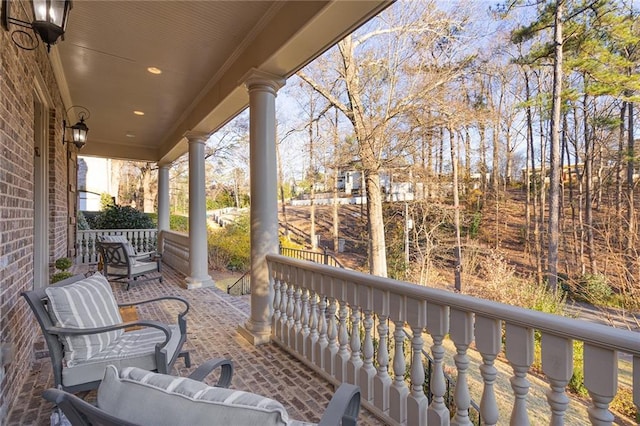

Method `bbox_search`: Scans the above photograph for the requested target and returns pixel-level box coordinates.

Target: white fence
[76,229,158,264]
[266,254,640,426]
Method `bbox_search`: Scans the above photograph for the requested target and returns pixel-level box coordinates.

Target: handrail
[267,253,640,425]
[279,246,344,269]
[267,254,640,354]
[227,271,251,296]
[76,229,158,265]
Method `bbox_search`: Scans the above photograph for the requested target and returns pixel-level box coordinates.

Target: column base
[238,323,271,346]
[183,275,214,290]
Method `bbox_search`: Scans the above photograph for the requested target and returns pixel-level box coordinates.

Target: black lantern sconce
[63,105,89,150]
[1,0,72,51]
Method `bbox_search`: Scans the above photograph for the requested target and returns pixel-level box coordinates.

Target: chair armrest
[49,320,172,348]
[43,388,138,426]
[187,358,234,388]
[318,383,360,426]
[119,296,189,316]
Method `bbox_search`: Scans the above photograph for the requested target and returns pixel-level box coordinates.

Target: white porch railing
[76,229,158,264]
[266,254,640,426]
[160,230,190,277]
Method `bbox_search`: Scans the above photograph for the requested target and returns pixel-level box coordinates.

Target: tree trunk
[625,100,636,286]
[449,128,462,292]
[366,172,387,277]
[547,0,564,293]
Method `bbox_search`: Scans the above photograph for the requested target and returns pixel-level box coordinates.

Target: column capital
[183,131,210,144]
[241,68,286,94]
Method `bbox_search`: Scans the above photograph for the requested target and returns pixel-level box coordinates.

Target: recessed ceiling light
[147,67,162,75]
[133,111,145,116]
[126,132,136,138]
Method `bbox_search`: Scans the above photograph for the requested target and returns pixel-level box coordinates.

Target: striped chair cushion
[101,235,137,256]
[98,365,292,426]
[45,273,123,364]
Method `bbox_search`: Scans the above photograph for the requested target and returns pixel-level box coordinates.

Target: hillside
[278,188,639,304]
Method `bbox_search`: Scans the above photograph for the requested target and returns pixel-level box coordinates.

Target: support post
[185,132,214,289]
[238,69,285,345]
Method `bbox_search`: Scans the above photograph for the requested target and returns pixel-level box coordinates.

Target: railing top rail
[266,254,640,355]
[77,229,158,233]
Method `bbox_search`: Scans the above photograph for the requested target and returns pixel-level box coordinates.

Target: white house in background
[77,156,115,211]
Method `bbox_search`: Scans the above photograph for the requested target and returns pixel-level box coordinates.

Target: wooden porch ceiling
[52,1,392,164]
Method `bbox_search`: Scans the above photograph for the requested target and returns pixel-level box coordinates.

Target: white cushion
[61,325,182,387]
[45,273,123,365]
[97,365,292,426]
[102,235,137,256]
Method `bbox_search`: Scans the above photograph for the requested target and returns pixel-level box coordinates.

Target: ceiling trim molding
[49,46,73,112]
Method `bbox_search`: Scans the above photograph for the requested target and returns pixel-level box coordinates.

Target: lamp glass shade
[31,0,70,45]
[71,118,88,146]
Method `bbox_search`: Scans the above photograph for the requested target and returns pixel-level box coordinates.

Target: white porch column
[185,132,214,289]
[157,163,170,254]
[238,69,285,345]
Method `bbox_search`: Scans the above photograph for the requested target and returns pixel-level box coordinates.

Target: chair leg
[179,350,191,368]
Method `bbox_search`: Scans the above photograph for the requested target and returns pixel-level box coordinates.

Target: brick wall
[0,12,72,422]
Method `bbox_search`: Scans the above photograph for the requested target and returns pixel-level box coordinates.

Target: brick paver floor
[7,266,386,425]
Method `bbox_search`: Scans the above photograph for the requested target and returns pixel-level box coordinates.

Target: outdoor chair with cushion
[43,363,360,426]
[97,240,162,290]
[22,273,190,393]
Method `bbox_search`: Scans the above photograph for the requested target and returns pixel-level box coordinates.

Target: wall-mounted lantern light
[64,105,90,149]
[1,0,72,51]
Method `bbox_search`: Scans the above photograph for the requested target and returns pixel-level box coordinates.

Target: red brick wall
[0,9,73,421]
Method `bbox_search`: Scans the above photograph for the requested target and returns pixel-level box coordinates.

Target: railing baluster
[306,291,319,363]
[359,310,376,402]
[427,303,450,426]
[407,326,428,426]
[298,288,310,356]
[335,301,350,382]
[584,343,617,425]
[541,333,572,426]
[390,320,408,424]
[374,314,391,413]
[505,323,533,426]
[272,277,282,340]
[324,298,339,377]
[347,308,363,385]
[450,309,473,426]
[475,315,501,426]
[315,297,328,371]
[278,281,289,344]
[285,282,295,346]
[292,286,302,350]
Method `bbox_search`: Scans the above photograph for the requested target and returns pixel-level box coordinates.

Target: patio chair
[97,240,162,290]
[43,363,360,426]
[22,273,190,393]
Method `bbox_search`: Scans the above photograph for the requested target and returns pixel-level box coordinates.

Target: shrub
[77,211,90,230]
[51,272,74,283]
[94,205,155,229]
[170,215,189,232]
[55,257,72,271]
[208,214,250,271]
[51,257,73,284]
[574,273,613,305]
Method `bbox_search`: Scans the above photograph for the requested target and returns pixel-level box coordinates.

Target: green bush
[55,257,72,271]
[577,273,612,305]
[51,271,74,283]
[170,215,189,232]
[208,215,250,271]
[77,211,90,230]
[94,205,155,229]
